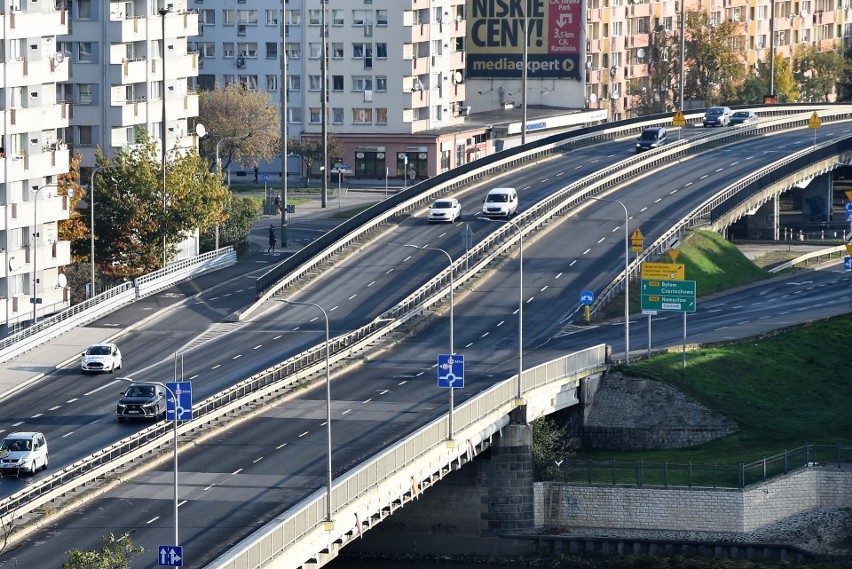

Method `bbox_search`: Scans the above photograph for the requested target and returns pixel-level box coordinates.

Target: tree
[199,196,261,255]
[762,53,800,102]
[92,130,230,280]
[287,136,343,189]
[531,416,573,481]
[57,152,92,304]
[683,11,745,105]
[838,43,852,102]
[794,44,844,102]
[732,74,769,105]
[62,532,143,569]
[197,82,280,173]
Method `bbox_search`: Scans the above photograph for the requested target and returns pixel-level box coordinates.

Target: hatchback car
[0,432,48,475]
[116,382,166,422]
[81,343,123,374]
[635,127,667,153]
[729,110,758,125]
[427,198,461,223]
[703,106,733,127]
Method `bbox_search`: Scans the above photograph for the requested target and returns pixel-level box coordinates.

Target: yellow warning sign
[631,228,644,253]
[846,243,852,256]
[845,191,852,202]
[642,262,685,280]
[668,249,681,262]
[808,112,822,129]
[672,111,686,128]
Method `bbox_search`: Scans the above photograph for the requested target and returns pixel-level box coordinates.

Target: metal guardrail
[768,244,848,273]
[206,344,608,569]
[0,248,236,364]
[549,444,852,489]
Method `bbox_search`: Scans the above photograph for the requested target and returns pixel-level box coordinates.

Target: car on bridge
[636,127,667,153]
[482,187,518,218]
[81,343,123,374]
[730,110,758,125]
[0,432,48,475]
[428,198,461,222]
[116,382,166,422]
[703,106,733,127]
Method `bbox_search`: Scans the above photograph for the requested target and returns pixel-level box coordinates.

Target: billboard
[467,0,583,79]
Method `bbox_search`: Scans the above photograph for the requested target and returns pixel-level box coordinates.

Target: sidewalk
[0,191,385,403]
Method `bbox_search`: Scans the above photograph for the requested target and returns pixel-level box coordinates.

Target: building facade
[1,1,72,331]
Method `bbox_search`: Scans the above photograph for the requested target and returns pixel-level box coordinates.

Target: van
[636,127,667,153]
[481,187,518,218]
[0,431,49,475]
[703,106,733,127]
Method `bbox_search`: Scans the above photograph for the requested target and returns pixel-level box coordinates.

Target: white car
[427,198,461,223]
[0,432,48,475]
[81,343,123,374]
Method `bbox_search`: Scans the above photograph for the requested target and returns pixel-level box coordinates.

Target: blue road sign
[845,256,852,271]
[165,381,192,421]
[437,354,464,388]
[846,202,852,214]
[580,289,595,305]
[263,174,270,182]
[158,545,183,567]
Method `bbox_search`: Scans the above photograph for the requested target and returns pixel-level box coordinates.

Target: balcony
[4,9,68,39]
[7,148,70,184]
[3,55,70,89]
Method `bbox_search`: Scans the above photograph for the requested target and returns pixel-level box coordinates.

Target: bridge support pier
[342,424,536,558]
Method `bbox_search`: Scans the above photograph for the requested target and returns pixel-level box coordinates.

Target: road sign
[641,262,685,280]
[672,111,686,127]
[846,202,852,222]
[263,174,270,182]
[580,289,595,305]
[846,243,852,256]
[845,256,852,272]
[631,228,644,253]
[165,381,192,421]
[668,249,681,262]
[437,354,464,388]
[641,279,696,313]
[158,545,183,567]
[808,112,821,129]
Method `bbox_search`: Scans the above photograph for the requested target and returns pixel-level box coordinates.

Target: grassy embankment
[582,229,852,465]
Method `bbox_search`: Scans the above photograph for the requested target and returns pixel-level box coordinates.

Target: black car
[116,382,166,422]
[636,127,667,153]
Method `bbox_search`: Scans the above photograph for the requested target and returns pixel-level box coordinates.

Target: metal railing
[546,444,852,489]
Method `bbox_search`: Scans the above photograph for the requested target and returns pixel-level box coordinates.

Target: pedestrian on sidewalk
[268,224,277,253]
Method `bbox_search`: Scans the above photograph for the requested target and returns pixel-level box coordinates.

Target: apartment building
[1,1,72,331]
[60,0,200,176]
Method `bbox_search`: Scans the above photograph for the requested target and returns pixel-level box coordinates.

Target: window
[353,10,369,25]
[376,108,387,125]
[352,108,372,124]
[287,74,301,91]
[238,75,258,89]
[332,9,344,25]
[224,10,235,25]
[376,76,387,92]
[77,0,92,19]
[266,10,279,25]
[352,76,373,91]
[197,74,215,90]
[223,74,235,86]
[309,9,321,25]
[376,43,387,59]
[266,43,278,59]
[223,42,235,57]
[266,75,279,90]
[238,10,257,25]
[286,43,301,59]
[376,10,387,26]
[612,21,621,36]
[78,84,94,105]
[332,43,344,58]
[238,43,258,57]
[332,75,344,91]
[310,107,322,123]
[758,5,767,19]
[285,10,301,25]
[200,9,215,25]
[309,43,321,58]
[332,108,344,124]
[198,42,215,57]
[78,125,93,145]
[309,75,321,90]
[353,43,365,58]
[78,42,93,62]
[288,107,302,124]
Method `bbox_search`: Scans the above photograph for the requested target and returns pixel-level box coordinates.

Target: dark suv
[116,382,166,422]
[635,127,667,153]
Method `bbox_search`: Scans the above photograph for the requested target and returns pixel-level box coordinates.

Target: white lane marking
[62,431,74,438]
[497,320,505,326]
[730,161,739,166]
[233,354,242,360]
[276,443,287,449]
[299,431,309,437]
[611,227,618,233]
[386,268,394,274]
[415,372,424,377]
[684,182,693,187]
[367,281,376,287]
[570,260,577,266]
[212,364,221,369]
[348,294,357,300]
[67,398,79,403]
[253,457,264,464]
[670,189,679,194]
[84,382,122,396]
[640,206,648,212]
[274,335,282,340]
[597,237,606,243]
[403,256,412,262]
[654,198,662,203]
[231,469,243,475]
[465,342,474,348]
[363,398,372,403]
[330,306,339,311]
[541,286,548,292]
[715,167,724,172]
[481,332,490,338]
[380,389,389,395]
[253,345,262,350]
[11,421,23,427]
[512,308,520,315]
[310,317,319,322]
[398,380,408,385]
[583,248,591,255]
[146,517,160,524]
[49,406,60,411]
[204,485,214,492]
[526,297,534,303]
[189,374,199,380]
[556,272,563,279]
[700,174,708,179]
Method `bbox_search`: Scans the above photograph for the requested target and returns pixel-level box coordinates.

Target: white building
[60,0,200,177]
[1,1,72,331]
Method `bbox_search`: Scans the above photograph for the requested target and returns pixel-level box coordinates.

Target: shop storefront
[397,147,429,181]
[354,146,386,179]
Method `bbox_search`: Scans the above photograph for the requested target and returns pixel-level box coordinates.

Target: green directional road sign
[641,279,696,313]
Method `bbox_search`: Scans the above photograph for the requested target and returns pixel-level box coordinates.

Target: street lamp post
[405,244,456,441]
[160,5,172,268]
[281,299,334,527]
[589,196,631,365]
[490,218,524,403]
[117,377,180,556]
[521,6,528,145]
[31,183,58,325]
